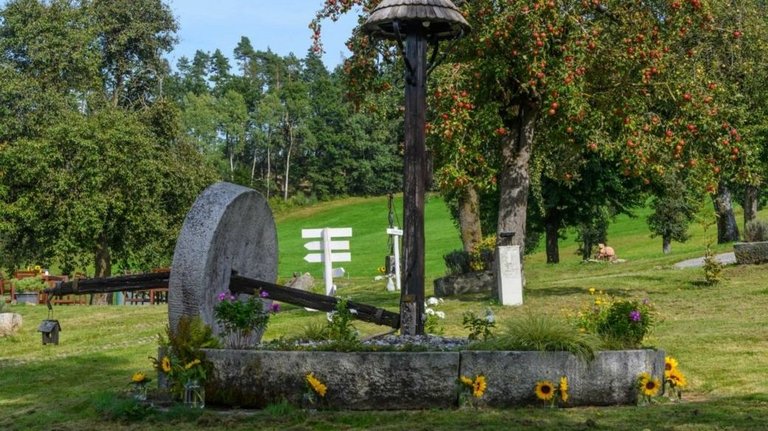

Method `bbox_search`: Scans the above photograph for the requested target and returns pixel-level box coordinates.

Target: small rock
[0,312,23,337]
[285,272,315,291]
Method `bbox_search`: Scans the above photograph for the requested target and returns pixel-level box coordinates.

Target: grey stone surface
[203,349,460,409]
[673,252,736,269]
[459,350,665,407]
[734,242,768,265]
[168,182,278,344]
[201,348,662,409]
[0,312,22,336]
[433,270,493,297]
[285,272,315,291]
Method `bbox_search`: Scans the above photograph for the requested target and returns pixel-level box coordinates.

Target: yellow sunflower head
[535,380,556,401]
[667,369,687,388]
[665,356,679,372]
[131,371,147,383]
[472,375,487,398]
[306,372,328,397]
[161,356,172,373]
[559,376,569,403]
[460,375,474,387]
[642,377,661,397]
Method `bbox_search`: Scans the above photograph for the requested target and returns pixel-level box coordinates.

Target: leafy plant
[744,219,768,242]
[11,276,47,292]
[471,313,597,362]
[213,291,277,349]
[596,300,655,349]
[325,298,359,342]
[463,309,496,341]
[703,241,723,285]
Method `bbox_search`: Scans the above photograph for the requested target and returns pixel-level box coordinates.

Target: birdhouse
[38,319,61,345]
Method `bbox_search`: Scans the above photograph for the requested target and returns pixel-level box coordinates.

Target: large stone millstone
[168,182,277,341]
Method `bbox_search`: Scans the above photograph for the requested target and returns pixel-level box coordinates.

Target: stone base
[0,312,22,336]
[202,348,664,409]
[734,241,768,265]
[433,270,493,297]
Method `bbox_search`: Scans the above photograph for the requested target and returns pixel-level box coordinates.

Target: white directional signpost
[302,227,352,296]
[386,227,403,292]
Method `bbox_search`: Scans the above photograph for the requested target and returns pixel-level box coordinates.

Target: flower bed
[199,348,664,409]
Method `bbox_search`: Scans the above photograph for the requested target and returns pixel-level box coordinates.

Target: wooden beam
[43,271,171,297]
[229,274,400,329]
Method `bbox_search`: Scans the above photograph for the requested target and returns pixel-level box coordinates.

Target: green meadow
[2,195,768,430]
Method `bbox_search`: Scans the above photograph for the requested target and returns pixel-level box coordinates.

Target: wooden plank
[43,271,171,297]
[229,274,400,328]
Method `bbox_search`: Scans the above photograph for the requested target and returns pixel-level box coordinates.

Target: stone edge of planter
[199,348,664,409]
[734,241,768,265]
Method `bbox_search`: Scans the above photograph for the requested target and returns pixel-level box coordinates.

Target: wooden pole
[400,31,427,335]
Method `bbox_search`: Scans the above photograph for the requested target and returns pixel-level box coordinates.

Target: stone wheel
[168,182,278,339]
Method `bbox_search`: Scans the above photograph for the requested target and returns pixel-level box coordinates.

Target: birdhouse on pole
[38,319,61,345]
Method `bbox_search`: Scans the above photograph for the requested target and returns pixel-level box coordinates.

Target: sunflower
[665,356,679,372]
[131,371,148,384]
[472,375,487,398]
[535,380,556,401]
[559,376,569,403]
[161,356,172,373]
[641,377,661,397]
[306,373,327,397]
[460,375,474,387]
[667,368,687,388]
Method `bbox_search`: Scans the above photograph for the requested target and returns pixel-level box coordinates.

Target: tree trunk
[284,122,293,201]
[458,185,482,252]
[713,182,740,243]
[662,235,672,254]
[91,232,112,305]
[544,212,560,264]
[497,100,538,249]
[744,184,760,230]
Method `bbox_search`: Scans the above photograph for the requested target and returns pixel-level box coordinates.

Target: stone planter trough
[734,241,768,265]
[15,292,39,305]
[200,348,664,409]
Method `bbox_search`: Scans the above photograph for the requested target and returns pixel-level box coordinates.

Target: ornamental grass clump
[472,313,598,362]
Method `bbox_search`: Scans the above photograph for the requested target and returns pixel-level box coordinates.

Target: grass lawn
[1,196,767,430]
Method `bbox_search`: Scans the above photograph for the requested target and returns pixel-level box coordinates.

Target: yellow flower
[306,373,327,397]
[666,368,687,388]
[131,371,147,383]
[460,375,473,387]
[184,358,201,369]
[534,380,556,401]
[559,376,569,403]
[161,357,172,373]
[472,375,487,398]
[642,377,661,397]
[665,356,679,373]
[589,288,596,295]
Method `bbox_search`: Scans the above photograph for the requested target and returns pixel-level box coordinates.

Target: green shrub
[463,309,496,341]
[11,276,47,292]
[471,313,598,361]
[596,300,654,349]
[744,219,768,242]
[443,236,496,275]
[443,250,471,275]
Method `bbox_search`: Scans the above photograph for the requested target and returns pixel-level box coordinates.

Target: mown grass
[1,198,767,430]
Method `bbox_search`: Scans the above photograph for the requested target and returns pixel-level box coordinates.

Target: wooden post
[400,31,427,336]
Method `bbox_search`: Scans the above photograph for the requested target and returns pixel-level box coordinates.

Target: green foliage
[703,243,723,285]
[93,393,158,422]
[648,176,700,251]
[463,309,496,341]
[325,298,359,343]
[164,316,218,367]
[744,219,768,242]
[443,236,496,275]
[213,292,274,348]
[470,314,598,362]
[596,300,655,350]
[10,276,47,292]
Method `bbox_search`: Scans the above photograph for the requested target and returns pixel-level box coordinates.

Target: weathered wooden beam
[229,274,401,329]
[43,271,171,297]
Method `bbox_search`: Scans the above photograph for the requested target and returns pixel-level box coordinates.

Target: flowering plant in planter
[576,290,656,349]
[213,290,279,349]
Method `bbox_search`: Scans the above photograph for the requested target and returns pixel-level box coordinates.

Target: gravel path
[673,252,736,269]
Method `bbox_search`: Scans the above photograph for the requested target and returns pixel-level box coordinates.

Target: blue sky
[166,0,360,70]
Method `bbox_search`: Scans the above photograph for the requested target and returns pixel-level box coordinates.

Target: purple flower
[629,310,642,322]
[260,290,269,298]
[269,303,280,313]
[217,292,228,301]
